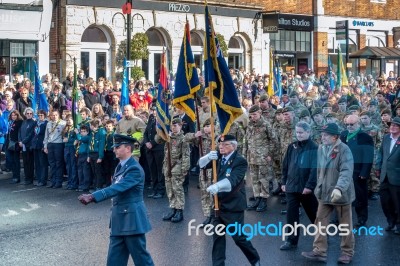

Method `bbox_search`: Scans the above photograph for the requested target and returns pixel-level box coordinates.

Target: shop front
[263,13,314,75]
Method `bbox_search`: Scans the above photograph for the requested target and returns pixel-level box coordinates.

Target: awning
[349,46,400,59]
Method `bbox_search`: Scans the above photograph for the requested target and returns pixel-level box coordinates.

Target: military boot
[162,208,176,221]
[199,216,212,227]
[247,197,261,210]
[171,209,183,223]
[256,198,268,212]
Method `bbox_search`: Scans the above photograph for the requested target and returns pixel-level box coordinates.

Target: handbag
[7,140,16,151]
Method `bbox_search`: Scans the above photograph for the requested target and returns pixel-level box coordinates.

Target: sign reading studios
[263,13,314,33]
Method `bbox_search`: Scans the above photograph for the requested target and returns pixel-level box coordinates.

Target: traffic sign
[125,60,135,68]
[336,20,348,41]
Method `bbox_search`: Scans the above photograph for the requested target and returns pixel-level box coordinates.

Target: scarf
[346,128,361,142]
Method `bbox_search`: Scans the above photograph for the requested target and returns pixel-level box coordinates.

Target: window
[10,43,23,57]
[81,26,107,42]
[270,30,310,52]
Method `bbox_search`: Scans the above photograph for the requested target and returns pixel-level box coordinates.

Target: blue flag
[173,21,200,122]
[33,61,49,113]
[273,59,282,97]
[204,4,243,135]
[156,52,171,142]
[120,58,129,109]
[328,56,335,92]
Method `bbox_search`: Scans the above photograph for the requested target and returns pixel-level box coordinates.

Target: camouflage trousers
[249,164,276,199]
[274,158,282,184]
[165,174,185,210]
[199,169,213,217]
[368,164,380,193]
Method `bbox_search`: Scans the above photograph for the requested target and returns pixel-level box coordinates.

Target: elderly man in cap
[244,105,279,211]
[302,123,355,264]
[199,134,261,266]
[376,117,400,234]
[78,134,154,266]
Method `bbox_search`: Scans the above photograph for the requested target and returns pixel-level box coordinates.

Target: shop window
[270,30,309,52]
[0,41,10,56]
[146,28,165,46]
[11,43,23,57]
[24,43,36,57]
[191,31,203,46]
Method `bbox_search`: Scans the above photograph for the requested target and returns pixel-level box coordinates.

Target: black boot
[248,196,255,201]
[162,208,176,221]
[171,209,183,223]
[272,183,282,195]
[256,198,268,212]
[247,197,261,210]
[199,216,212,227]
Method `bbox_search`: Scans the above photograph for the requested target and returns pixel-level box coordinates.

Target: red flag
[159,52,167,90]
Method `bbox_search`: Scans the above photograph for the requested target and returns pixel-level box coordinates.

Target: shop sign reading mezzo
[169,3,190,13]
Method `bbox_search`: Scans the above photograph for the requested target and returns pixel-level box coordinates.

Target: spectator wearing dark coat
[84,83,100,110]
[30,110,48,186]
[15,88,32,118]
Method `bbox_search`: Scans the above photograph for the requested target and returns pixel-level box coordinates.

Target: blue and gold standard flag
[173,21,200,122]
[204,4,243,135]
[120,58,129,109]
[156,52,171,142]
[33,60,49,114]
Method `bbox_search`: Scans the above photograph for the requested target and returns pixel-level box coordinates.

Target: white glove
[331,188,342,202]
[199,151,218,168]
[206,178,232,195]
[208,151,218,160]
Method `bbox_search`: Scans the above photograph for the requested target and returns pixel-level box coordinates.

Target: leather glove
[78,194,94,205]
[331,188,342,203]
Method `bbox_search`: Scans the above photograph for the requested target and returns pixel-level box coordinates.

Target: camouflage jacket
[261,107,276,125]
[278,118,298,158]
[227,121,245,154]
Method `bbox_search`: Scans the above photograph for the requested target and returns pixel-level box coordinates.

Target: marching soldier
[156,118,190,223]
[259,94,275,125]
[311,108,325,145]
[368,100,381,126]
[244,105,278,212]
[288,91,308,118]
[227,120,246,154]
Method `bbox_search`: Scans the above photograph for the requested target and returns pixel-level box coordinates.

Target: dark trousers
[89,152,103,188]
[5,148,12,170]
[211,211,260,266]
[107,234,154,266]
[380,178,400,226]
[353,175,369,223]
[285,192,318,244]
[33,149,48,184]
[47,143,64,186]
[9,149,21,180]
[22,149,35,181]
[103,151,117,187]
[146,149,165,194]
[64,146,77,189]
[77,155,91,190]
[140,145,151,185]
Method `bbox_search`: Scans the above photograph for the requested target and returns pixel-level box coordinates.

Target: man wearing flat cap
[244,105,279,211]
[302,123,355,264]
[199,134,261,266]
[78,134,154,266]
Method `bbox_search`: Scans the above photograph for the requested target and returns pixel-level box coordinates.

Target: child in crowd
[88,119,106,191]
[75,125,91,192]
[103,119,117,187]
[63,115,77,190]
[78,107,91,133]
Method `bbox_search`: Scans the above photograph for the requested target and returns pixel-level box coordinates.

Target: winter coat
[314,139,355,205]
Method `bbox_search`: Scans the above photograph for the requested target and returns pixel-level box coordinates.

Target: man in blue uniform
[78,134,154,266]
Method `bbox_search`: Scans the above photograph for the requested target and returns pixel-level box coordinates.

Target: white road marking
[48,202,61,207]
[20,202,40,212]
[2,209,19,217]
[12,188,38,193]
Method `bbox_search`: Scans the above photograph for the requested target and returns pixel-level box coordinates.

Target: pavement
[0,172,399,266]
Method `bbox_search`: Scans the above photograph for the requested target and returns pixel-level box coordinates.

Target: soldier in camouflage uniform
[360,111,382,200]
[156,118,190,223]
[326,113,344,133]
[299,109,313,125]
[348,105,361,116]
[311,108,325,145]
[244,105,279,212]
[185,118,214,225]
[259,94,276,125]
[337,97,348,124]
[322,102,333,116]
[380,109,392,136]
[276,106,299,201]
[228,121,246,154]
[272,108,284,185]
[288,91,308,118]
[368,100,381,126]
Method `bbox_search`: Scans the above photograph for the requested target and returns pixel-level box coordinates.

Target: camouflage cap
[203,118,213,127]
[299,109,311,118]
[348,105,360,112]
[312,107,323,116]
[259,94,269,102]
[282,106,294,113]
[171,117,183,125]
[381,108,392,116]
[275,108,284,114]
[248,105,261,113]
